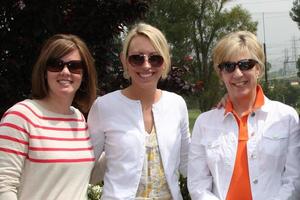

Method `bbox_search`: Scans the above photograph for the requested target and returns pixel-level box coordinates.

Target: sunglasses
[128,54,164,68]
[218,59,258,73]
[46,59,84,74]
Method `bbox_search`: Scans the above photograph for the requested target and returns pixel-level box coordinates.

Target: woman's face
[46,49,83,101]
[220,51,260,102]
[123,35,164,89]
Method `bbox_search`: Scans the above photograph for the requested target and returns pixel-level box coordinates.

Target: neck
[123,85,161,107]
[230,93,257,117]
[38,95,74,115]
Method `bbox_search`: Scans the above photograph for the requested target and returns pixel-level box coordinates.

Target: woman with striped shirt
[0,34,97,200]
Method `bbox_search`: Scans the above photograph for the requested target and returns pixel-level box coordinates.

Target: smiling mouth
[232,81,248,87]
[138,72,154,78]
[57,80,73,85]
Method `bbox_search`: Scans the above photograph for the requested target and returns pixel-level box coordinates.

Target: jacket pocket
[200,129,231,166]
[261,130,289,157]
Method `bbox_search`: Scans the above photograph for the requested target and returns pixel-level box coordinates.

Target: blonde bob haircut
[212,30,265,79]
[122,22,171,79]
[31,34,98,114]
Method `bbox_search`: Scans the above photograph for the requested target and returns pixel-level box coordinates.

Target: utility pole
[284,48,289,76]
[262,12,268,87]
[292,35,297,62]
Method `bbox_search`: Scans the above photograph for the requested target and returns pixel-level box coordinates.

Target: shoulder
[3,99,35,114]
[89,90,127,117]
[97,90,120,100]
[0,99,34,124]
[194,108,225,127]
[264,97,298,119]
[161,90,186,104]
[93,90,121,105]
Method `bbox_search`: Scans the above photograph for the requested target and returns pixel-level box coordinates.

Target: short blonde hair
[212,31,265,78]
[122,23,171,79]
[31,34,98,114]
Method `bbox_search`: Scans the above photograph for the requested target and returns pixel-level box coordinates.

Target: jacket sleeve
[88,98,106,185]
[275,110,300,200]
[178,98,191,177]
[187,117,220,200]
[0,107,29,200]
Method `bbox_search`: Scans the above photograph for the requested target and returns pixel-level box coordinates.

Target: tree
[297,56,300,77]
[0,0,149,116]
[290,0,300,29]
[145,0,257,111]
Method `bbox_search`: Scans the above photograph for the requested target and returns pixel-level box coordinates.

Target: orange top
[225,85,264,200]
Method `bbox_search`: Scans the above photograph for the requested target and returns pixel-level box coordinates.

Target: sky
[225,0,299,72]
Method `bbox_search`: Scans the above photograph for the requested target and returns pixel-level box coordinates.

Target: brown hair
[31,34,98,113]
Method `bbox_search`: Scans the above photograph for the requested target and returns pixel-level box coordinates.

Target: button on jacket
[188,96,300,200]
[88,90,190,200]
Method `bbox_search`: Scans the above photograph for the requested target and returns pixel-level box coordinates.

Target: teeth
[139,73,152,78]
[58,80,72,84]
[234,82,246,86]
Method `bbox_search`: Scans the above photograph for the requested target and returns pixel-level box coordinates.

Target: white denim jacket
[188,97,300,200]
[88,90,190,200]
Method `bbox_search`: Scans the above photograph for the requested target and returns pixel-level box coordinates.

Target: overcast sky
[225,0,299,72]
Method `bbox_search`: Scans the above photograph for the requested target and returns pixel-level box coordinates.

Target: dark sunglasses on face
[128,54,164,68]
[218,59,258,73]
[46,59,84,74]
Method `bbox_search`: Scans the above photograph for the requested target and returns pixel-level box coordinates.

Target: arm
[178,99,191,177]
[214,94,228,109]
[89,152,106,184]
[0,108,29,200]
[187,118,220,200]
[275,111,300,200]
[87,99,106,183]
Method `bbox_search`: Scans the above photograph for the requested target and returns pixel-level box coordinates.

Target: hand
[214,93,228,109]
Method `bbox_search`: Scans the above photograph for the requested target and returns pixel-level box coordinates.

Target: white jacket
[188,97,300,200]
[88,90,190,200]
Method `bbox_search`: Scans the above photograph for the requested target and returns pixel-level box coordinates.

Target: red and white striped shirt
[0,99,95,200]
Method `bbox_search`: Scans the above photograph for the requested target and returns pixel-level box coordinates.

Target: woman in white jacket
[188,31,300,200]
[88,23,190,199]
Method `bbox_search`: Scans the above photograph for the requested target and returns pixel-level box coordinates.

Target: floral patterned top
[135,126,172,200]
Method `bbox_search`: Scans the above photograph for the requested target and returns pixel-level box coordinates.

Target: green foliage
[290,0,300,29]
[145,0,258,111]
[264,80,300,112]
[180,176,191,200]
[0,0,149,116]
[87,184,102,200]
[188,109,200,130]
[297,56,300,77]
[0,0,197,116]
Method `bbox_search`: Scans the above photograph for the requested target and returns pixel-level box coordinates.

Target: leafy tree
[290,0,300,29]
[145,0,257,111]
[268,79,300,110]
[297,56,300,77]
[0,0,149,116]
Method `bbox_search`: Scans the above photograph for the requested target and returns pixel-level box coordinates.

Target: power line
[227,0,292,5]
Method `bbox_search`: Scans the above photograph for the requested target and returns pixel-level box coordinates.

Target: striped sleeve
[0,103,29,198]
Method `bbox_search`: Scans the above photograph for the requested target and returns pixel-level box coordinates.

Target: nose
[232,65,243,77]
[142,56,151,69]
[60,65,71,74]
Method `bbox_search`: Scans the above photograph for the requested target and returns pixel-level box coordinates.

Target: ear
[255,65,260,78]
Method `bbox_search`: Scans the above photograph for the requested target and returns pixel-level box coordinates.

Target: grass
[188,109,200,131]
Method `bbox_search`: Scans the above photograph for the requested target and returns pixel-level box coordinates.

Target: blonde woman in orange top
[188,31,300,200]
